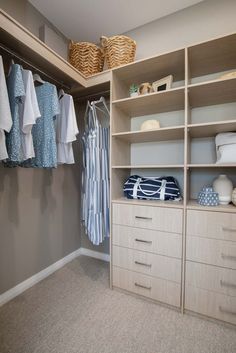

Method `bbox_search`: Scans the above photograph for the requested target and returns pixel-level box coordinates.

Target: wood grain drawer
[113,245,181,282]
[187,210,236,241]
[113,266,181,307]
[185,285,236,325]
[186,236,236,269]
[112,224,182,258]
[186,261,236,297]
[113,203,183,234]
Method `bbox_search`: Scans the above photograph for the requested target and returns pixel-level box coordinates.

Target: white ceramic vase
[213,175,233,205]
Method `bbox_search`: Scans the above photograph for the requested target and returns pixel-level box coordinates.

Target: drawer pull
[222,227,236,232]
[221,253,236,261]
[134,260,152,268]
[219,306,236,316]
[135,238,152,244]
[135,216,152,220]
[134,282,151,290]
[220,280,236,289]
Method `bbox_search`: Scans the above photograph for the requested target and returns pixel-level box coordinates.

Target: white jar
[213,175,233,205]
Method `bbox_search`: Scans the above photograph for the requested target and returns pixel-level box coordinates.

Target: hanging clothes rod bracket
[0,43,71,91]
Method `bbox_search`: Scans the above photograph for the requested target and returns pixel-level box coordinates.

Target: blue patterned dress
[6,64,25,164]
[24,82,60,168]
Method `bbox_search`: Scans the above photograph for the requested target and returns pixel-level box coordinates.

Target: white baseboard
[80,247,110,262]
[0,247,109,307]
[0,248,81,307]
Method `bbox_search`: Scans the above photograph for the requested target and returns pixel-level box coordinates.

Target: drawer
[112,224,182,258]
[186,261,236,297]
[113,203,183,234]
[113,245,181,282]
[186,236,236,269]
[185,285,236,325]
[187,210,236,241]
[113,266,180,307]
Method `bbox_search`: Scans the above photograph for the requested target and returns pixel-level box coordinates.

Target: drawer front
[187,210,236,241]
[112,224,182,258]
[113,245,181,283]
[185,285,236,325]
[186,261,236,297]
[113,266,180,307]
[186,236,236,269]
[113,203,183,234]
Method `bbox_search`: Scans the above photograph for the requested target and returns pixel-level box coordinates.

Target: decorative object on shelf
[138,82,153,95]
[129,84,139,97]
[100,35,136,69]
[197,187,219,206]
[69,41,104,77]
[123,175,182,201]
[213,174,233,205]
[152,75,173,92]
[232,188,236,206]
[220,71,236,80]
[140,120,160,131]
[215,132,236,164]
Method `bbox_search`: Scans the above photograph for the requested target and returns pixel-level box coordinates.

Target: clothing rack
[0,43,71,90]
[75,89,110,102]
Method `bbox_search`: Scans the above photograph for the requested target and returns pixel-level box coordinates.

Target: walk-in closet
[0,1,236,353]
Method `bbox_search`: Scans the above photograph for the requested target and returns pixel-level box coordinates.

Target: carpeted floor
[0,256,236,353]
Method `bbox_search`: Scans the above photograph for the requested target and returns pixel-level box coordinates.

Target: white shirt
[20,69,41,160]
[0,55,12,160]
[56,92,79,164]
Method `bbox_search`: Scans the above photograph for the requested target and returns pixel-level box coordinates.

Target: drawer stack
[186,209,236,325]
[112,203,183,307]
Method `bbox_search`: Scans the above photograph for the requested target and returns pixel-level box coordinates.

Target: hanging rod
[0,43,71,90]
[75,89,110,102]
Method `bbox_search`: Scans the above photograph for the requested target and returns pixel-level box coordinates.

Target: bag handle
[132,178,167,200]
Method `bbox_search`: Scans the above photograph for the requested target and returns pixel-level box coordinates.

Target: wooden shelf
[188,33,236,78]
[188,120,236,138]
[187,164,236,168]
[112,87,185,117]
[112,126,185,143]
[187,200,236,213]
[188,78,236,108]
[112,165,184,169]
[0,9,111,95]
[112,197,184,209]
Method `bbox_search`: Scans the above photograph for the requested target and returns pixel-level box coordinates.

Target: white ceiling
[29,0,204,42]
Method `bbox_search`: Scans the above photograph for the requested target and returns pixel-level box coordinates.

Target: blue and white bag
[123,175,182,201]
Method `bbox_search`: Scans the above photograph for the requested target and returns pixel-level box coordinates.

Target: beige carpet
[0,256,236,353]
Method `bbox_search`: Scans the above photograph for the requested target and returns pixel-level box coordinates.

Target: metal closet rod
[75,89,110,102]
[0,43,71,90]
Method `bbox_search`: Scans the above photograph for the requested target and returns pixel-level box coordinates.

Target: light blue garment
[82,99,110,245]
[24,82,60,168]
[6,64,25,164]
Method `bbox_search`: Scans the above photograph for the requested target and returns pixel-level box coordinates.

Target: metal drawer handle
[221,253,236,261]
[219,306,236,316]
[135,239,152,244]
[135,216,152,220]
[220,280,236,289]
[134,282,151,290]
[135,260,152,268]
[222,227,236,232]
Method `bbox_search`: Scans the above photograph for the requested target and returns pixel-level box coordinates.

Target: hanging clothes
[82,98,110,245]
[5,63,25,164]
[56,89,79,164]
[20,69,41,160]
[0,55,12,161]
[23,82,60,168]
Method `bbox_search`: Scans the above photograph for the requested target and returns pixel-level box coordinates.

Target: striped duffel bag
[123,175,182,201]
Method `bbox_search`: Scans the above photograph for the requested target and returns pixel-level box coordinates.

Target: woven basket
[69,41,104,77]
[101,35,136,69]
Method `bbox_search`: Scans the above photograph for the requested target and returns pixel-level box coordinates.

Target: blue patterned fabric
[23,82,60,168]
[6,64,25,164]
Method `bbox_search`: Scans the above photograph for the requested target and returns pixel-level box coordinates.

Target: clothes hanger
[91,97,110,118]
[59,89,65,100]
[33,73,45,85]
